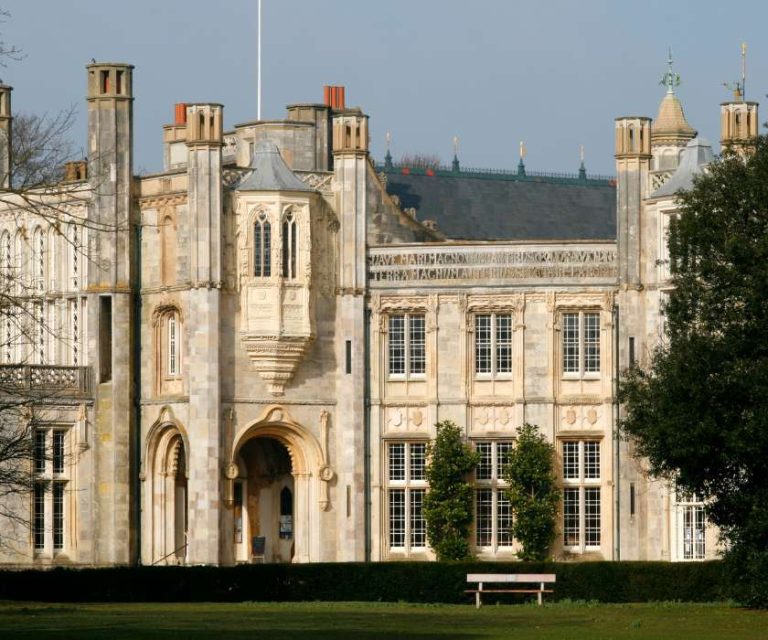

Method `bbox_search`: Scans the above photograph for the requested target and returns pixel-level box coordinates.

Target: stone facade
[0,62,746,567]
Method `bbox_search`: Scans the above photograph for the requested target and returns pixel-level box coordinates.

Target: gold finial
[385,131,391,152]
[452,135,459,156]
[579,144,585,162]
[723,43,747,101]
[519,140,526,159]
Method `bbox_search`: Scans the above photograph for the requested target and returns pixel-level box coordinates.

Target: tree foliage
[619,135,768,605]
[423,420,479,561]
[503,423,559,560]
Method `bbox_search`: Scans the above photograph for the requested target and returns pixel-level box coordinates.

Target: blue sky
[2,0,767,175]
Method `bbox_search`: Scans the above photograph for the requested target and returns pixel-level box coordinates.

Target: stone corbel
[318,409,335,511]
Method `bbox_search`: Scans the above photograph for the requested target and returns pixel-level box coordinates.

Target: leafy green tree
[619,135,768,606]
[423,420,479,560]
[503,423,560,561]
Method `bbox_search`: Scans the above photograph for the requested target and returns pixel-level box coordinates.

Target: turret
[651,52,696,173]
[721,43,759,155]
[615,116,651,287]
[0,84,11,189]
[85,61,135,564]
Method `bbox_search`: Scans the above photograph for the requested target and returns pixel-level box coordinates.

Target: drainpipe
[612,303,620,561]
[363,306,372,562]
[132,221,143,565]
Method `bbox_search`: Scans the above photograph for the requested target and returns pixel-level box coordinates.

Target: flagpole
[257,0,262,120]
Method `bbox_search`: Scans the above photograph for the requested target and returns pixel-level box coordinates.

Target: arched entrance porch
[228,406,323,563]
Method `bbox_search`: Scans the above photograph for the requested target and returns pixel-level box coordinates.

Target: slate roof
[381,167,616,241]
[651,137,713,199]
[237,141,313,192]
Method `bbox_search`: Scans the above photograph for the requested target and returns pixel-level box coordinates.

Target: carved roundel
[319,465,335,482]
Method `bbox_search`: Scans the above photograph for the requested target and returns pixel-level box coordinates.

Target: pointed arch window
[1,230,10,289]
[69,224,80,291]
[32,227,45,291]
[254,212,271,277]
[282,211,297,279]
[167,313,179,377]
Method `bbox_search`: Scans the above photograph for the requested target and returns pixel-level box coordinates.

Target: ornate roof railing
[368,242,617,287]
[377,162,616,186]
[0,365,92,398]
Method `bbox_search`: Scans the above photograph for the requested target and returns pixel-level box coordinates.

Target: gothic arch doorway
[234,437,295,563]
[229,407,322,563]
[146,424,189,564]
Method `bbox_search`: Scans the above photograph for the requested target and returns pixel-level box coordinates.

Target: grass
[1,601,767,639]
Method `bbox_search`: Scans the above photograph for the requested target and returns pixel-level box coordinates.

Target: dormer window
[282,211,297,279]
[254,212,271,277]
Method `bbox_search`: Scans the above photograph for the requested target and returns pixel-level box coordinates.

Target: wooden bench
[466,573,556,608]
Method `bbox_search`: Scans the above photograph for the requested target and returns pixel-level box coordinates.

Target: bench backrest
[466,573,556,583]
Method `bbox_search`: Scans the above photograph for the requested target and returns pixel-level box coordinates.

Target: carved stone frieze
[368,244,617,285]
[385,406,429,433]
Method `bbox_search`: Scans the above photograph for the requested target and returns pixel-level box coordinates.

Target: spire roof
[652,50,696,145]
[236,141,313,192]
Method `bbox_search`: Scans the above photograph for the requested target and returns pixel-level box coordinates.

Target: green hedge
[0,561,727,604]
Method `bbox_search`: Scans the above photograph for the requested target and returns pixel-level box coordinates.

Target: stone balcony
[0,364,93,399]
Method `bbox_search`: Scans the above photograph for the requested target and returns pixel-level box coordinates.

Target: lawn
[1,601,767,639]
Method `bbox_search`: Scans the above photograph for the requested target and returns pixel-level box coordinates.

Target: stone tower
[184,103,224,564]
[332,103,369,561]
[721,97,759,154]
[85,62,136,564]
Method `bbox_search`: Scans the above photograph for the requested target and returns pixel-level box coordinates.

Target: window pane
[53,483,64,550]
[410,489,426,548]
[496,442,512,480]
[563,442,579,480]
[254,222,262,277]
[476,442,493,481]
[389,489,405,548]
[475,314,491,374]
[388,315,405,375]
[388,443,405,482]
[263,221,271,277]
[563,488,580,546]
[409,443,426,481]
[495,314,512,374]
[584,313,600,373]
[33,483,45,550]
[53,431,65,475]
[34,430,46,474]
[562,313,579,373]
[497,490,513,546]
[476,489,493,546]
[409,315,425,375]
[584,441,600,479]
[168,315,177,375]
[584,487,601,546]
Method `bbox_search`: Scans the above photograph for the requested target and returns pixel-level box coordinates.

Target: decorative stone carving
[368,244,617,284]
[471,405,516,433]
[242,336,315,396]
[559,405,603,430]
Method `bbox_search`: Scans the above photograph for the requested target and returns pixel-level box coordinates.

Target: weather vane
[660,48,681,94]
[723,42,747,101]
